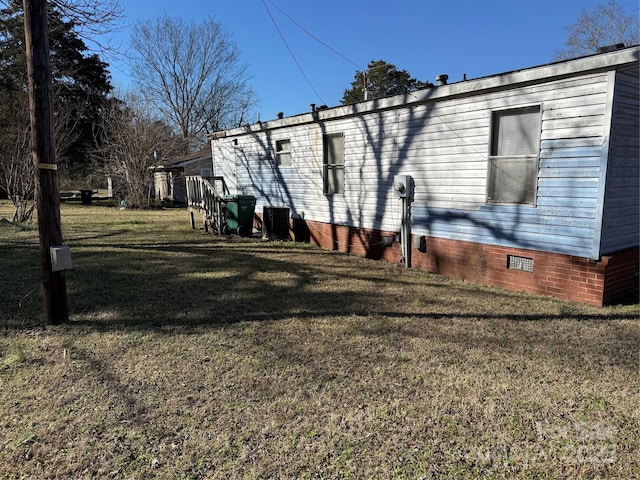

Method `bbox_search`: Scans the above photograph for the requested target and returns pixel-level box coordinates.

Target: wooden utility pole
[23,0,68,325]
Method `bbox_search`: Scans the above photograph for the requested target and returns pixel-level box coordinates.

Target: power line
[264,0,362,71]
[262,0,326,105]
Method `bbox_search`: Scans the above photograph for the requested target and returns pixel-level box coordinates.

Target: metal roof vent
[436,74,448,86]
[597,43,625,53]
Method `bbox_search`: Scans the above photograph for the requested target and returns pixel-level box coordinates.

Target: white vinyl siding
[213,46,640,259]
[216,73,609,256]
[600,67,639,254]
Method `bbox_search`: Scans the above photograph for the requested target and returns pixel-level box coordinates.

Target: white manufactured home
[209,46,639,306]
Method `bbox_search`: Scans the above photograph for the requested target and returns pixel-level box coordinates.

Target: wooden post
[23,0,68,325]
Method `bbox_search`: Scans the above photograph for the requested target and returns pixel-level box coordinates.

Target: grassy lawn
[1,200,638,479]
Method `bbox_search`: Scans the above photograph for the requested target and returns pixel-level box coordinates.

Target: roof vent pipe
[436,74,448,86]
[310,103,316,112]
[277,112,284,119]
[597,43,625,53]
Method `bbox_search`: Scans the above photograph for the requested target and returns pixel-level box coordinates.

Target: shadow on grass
[0,243,42,328]
[3,232,638,373]
[3,236,638,329]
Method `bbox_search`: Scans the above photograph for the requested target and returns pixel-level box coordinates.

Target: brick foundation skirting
[277,217,638,307]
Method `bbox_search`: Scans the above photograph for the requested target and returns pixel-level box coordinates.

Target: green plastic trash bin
[224,195,256,236]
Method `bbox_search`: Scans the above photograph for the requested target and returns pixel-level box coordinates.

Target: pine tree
[341,60,432,105]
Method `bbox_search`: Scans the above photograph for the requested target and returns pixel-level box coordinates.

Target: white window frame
[323,133,345,195]
[275,139,292,167]
[487,104,542,206]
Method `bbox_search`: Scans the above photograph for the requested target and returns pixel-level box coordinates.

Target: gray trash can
[80,190,93,205]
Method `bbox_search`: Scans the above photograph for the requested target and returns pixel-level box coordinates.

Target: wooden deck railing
[185,176,228,234]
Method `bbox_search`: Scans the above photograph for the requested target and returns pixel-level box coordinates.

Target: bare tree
[0,77,98,223]
[0,0,123,35]
[0,90,35,222]
[0,0,125,52]
[555,0,639,60]
[102,94,186,209]
[52,0,122,33]
[130,15,256,147]
[52,0,124,59]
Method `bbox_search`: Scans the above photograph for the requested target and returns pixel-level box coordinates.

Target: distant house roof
[168,146,212,166]
[149,146,212,172]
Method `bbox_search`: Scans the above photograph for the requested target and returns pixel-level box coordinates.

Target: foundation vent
[507,255,534,272]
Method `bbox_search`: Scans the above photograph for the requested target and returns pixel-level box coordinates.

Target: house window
[323,133,344,195]
[487,105,541,205]
[275,139,292,166]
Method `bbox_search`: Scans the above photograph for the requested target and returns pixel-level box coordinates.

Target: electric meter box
[50,245,73,272]
[393,175,413,199]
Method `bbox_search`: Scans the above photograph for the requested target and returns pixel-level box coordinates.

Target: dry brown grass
[1,201,638,479]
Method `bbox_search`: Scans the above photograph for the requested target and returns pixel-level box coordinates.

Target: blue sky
[104,0,638,123]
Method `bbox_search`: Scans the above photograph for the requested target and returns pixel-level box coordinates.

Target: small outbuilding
[151,146,214,203]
